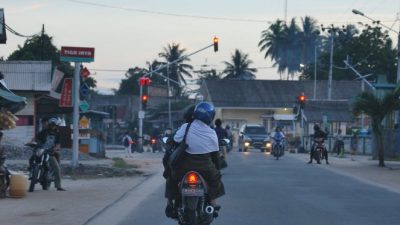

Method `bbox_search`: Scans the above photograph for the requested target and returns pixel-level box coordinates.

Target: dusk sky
[2,0,400,94]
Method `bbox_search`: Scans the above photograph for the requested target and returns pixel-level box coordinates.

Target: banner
[59,78,73,107]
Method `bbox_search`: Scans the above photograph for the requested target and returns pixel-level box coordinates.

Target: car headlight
[244,142,250,147]
[266,143,272,148]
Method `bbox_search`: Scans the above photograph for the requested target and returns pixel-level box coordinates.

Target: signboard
[79,116,90,129]
[80,82,90,97]
[79,100,90,112]
[60,46,95,62]
[138,111,145,119]
[59,78,73,107]
[0,9,6,44]
[81,67,91,78]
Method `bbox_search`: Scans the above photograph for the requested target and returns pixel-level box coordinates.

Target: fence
[301,135,372,155]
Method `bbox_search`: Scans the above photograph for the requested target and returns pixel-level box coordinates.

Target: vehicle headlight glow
[266,143,272,148]
[244,142,250,147]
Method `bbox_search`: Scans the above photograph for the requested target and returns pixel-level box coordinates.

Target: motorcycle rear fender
[179,171,209,194]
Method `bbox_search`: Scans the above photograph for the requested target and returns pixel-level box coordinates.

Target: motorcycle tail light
[186,172,199,185]
[151,138,156,144]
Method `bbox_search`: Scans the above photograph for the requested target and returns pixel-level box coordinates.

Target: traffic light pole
[138,40,216,146]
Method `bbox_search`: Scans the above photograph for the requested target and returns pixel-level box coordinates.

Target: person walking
[122,131,133,158]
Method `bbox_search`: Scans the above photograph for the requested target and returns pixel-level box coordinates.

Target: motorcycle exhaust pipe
[205,205,214,214]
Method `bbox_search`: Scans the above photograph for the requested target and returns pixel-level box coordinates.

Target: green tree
[352,87,400,167]
[116,67,147,96]
[222,49,257,80]
[194,68,222,84]
[7,28,97,88]
[158,43,193,96]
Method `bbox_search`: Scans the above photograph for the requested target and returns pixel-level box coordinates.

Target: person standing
[122,131,133,158]
[350,133,358,161]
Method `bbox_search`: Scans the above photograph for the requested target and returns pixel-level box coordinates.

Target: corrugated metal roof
[0,61,52,91]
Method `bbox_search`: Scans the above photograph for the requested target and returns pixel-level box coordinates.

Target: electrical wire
[65,0,270,23]
[0,18,39,38]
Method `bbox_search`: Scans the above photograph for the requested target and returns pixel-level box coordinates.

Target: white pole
[72,62,81,168]
[167,65,172,129]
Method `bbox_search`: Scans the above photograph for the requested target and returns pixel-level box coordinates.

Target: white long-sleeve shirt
[174,119,219,154]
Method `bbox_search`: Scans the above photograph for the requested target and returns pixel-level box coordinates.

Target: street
[110,150,400,225]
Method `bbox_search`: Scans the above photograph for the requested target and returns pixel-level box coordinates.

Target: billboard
[0,9,6,44]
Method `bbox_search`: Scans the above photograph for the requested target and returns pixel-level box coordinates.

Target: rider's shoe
[57,187,66,191]
[326,161,330,165]
[307,160,312,164]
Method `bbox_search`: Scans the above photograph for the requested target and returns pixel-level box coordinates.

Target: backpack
[123,137,130,147]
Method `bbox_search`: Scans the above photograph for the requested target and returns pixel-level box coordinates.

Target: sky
[1,0,400,94]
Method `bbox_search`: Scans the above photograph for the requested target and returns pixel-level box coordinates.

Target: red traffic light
[213,36,219,52]
[139,77,151,86]
[141,94,148,102]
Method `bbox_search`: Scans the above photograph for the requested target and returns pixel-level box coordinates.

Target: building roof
[0,61,53,91]
[201,79,368,108]
[304,100,353,122]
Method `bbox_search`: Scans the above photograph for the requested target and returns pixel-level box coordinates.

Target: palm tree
[222,49,257,80]
[158,43,193,96]
[299,16,320,65]
[352,87,400,167]
[259,19,287,79]
[284,18,301,80]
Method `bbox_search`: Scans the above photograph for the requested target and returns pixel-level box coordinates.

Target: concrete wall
[14,92,35,116]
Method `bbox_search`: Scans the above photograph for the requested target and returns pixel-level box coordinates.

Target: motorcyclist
[308,124,329,164]
[272,126,285,152]
[214,118,228,159]
[34,117,66,191]
[164,102,225,217]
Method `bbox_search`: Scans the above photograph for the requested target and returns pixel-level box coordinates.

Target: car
[238,124,272,152]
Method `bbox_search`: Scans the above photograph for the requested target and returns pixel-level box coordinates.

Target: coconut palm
[222,49,257,80]
[352,86,400,167]
[158,43,193,96]
[259,19,287,79]
[299,16,320,65]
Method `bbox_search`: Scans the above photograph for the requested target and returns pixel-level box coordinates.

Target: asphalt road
[117,150,400,225]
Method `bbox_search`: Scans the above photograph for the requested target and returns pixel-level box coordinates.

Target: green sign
[79,100,90,112]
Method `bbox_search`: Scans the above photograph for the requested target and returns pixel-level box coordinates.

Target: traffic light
[139,77,151,86]
[213,36,219,52]
[298,93,306,109]
[141,93,148,110]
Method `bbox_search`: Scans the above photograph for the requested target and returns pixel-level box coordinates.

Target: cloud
[8,3,47,14]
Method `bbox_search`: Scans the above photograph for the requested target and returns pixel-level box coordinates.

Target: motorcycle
[313,138,326,164]
[162,137,220,225]
[175,171,219,225]
[0,164,10,198]
[26,143,55,192]
[272,137,285,160]
[218,139,230,169]
[151,136,164,153]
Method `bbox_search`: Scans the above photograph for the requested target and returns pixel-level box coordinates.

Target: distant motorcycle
[272,137,285,160]
[26,143,55,192]
[313,138,326,164]
[151,136,164,153]
[218,139,230,169]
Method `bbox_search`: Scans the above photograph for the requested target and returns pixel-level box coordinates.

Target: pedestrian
[333,129,344,156]
[350,133,358,161]
[122,131,133,158]
[225,125,233,152]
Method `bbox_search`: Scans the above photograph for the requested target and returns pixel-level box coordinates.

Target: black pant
[309,144,329,162]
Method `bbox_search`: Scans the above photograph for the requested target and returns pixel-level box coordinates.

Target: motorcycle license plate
[182,188,204,196]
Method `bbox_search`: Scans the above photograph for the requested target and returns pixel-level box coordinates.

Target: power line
[65,0,271,23]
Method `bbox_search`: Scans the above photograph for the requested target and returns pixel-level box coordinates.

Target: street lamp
[352,9,400,83]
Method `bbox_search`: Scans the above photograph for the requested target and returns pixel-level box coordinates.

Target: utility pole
[72,62,81,167]
[321,24,347,100]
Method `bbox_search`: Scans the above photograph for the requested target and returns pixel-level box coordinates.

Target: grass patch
[112,157,138,168]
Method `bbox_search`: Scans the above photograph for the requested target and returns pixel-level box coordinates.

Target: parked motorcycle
[0,164,10,198]
[26,143,55,192]
[313,138,326,164]
[272,137,285,160]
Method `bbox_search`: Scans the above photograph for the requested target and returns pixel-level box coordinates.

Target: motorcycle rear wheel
[28,165,39,192]
[186,209,198,225]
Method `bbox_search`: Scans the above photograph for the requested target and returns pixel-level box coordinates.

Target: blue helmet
[193,102,215,125]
